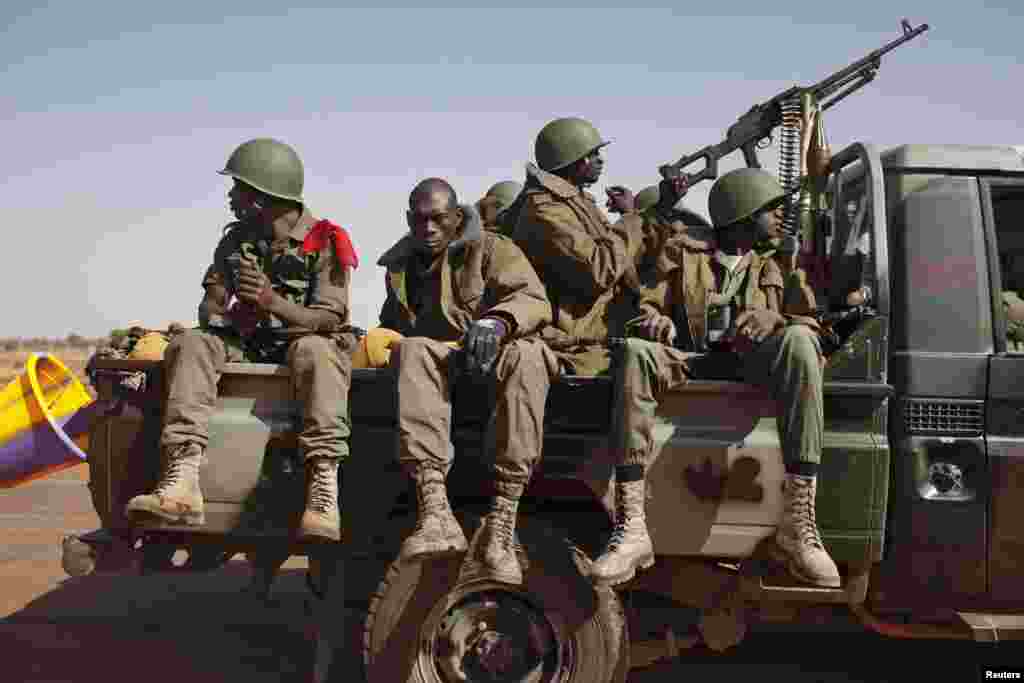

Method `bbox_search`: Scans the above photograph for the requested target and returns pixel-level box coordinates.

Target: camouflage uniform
[511,163,644,376]
[164,208,355,461]
[591,168,840,589]
[127,137,355,543]
[380,204,557,584]
[621,231,823,470]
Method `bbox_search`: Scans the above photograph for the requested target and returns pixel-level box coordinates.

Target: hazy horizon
[3,2,1021,337]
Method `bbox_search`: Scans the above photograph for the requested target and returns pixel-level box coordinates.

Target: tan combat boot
[125,443,205,525]
[590,479,654,586]
[476,488,523,584]
[298,458,341,542]
[773,473,841,587]
[399,468,468,561]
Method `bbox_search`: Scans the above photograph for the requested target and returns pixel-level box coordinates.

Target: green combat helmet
[534,117,610,172]
[708,168,786,228]
[219,138,304,203]
[635,185,661,213]
[484,181,523,214]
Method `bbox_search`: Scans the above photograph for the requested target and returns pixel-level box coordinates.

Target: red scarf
[302,219,359,269]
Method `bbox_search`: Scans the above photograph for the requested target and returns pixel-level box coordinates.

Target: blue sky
[2,1,1021,337]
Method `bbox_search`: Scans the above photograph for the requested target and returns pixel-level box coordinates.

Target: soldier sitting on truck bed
[379,178,558,585]
[589,168,842,590]
[477,180,523,233]
[125,138,358,543]
[510,116,645,379]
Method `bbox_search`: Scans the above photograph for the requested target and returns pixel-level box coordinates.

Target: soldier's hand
[605,186,635,215]
[462,318,507,375]
[225,300,263,337]
[637,314,677,346]
[728,309,785,351]
[237,258,274,308]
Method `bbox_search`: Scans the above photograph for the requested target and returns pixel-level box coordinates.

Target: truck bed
[86,348,891,569]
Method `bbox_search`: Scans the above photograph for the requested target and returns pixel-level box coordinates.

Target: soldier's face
[753,202,785,243]
[640,222,668,270]
[407,191,463,256]
[478,196,499,226]
[228,180,263,222]
[577,148,605,184]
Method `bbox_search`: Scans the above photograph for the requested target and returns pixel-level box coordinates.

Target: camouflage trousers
[161,329,353,462]
[616,324,824,468]
[394,337,559,494]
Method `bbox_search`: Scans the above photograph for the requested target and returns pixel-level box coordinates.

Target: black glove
[462,318,507,375]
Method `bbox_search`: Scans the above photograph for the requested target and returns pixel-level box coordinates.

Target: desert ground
[0,340,1011,682]
[0,464,1006,682]
[0,345,97,393]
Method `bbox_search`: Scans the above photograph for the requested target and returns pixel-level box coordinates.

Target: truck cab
[76,142,1024,682]
[868,143,1024,611]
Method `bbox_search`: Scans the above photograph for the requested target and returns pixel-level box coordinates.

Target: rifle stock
[660,19,929,184]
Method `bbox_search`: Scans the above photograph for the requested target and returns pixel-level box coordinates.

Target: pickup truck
[72,142,1024,682]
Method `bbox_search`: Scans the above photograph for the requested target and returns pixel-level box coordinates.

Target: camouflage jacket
[511,164,643,360]
[633,219,820,352]
[200,208,351,356]
[377,204,551,342]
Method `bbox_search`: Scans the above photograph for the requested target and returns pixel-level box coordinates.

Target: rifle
[658,19,929,185]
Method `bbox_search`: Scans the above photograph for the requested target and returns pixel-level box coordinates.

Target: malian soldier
[633,185,659,214]
[126,138,359,543]
[606,183,711,225]
[590,167,842,589]
[477,180,523,233]
[632,181,714,285]
[511,117,644,379]
[381,178,557,584]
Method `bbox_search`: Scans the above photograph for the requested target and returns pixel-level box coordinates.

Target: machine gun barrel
[811,19,929,108]
[659,19,929,185]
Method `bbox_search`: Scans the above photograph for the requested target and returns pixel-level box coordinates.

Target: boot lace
[607,495,630,550]
[154,459,185,495]
[607,483,644,550]
[485,497,516,550]
[788,479,824,549]
[414,479,449,531]
[308,464,336,513]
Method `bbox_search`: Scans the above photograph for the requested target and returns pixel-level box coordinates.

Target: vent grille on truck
[904,399,984,436]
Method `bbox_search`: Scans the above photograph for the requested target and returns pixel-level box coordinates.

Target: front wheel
[363,512,629,683]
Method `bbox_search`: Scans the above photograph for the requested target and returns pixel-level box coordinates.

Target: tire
[363,512,629,683]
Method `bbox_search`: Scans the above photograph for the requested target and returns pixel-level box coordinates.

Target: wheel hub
[432,589,559,683]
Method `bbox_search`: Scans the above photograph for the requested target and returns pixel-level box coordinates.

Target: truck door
[818,144,894,574]
[981,178,1024,602]
[876,154,993,604]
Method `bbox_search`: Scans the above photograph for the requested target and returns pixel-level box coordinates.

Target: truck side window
[991,185,1024,353]
[829,180,876,312]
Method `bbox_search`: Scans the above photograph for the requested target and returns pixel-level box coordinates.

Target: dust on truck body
[77,141,1024,681]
